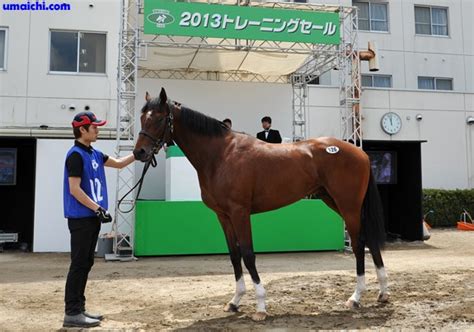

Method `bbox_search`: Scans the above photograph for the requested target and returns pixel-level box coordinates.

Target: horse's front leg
[217,214,246,312]
[231,210,267,321]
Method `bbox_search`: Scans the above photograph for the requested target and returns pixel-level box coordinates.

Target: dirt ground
[0,229,473,331]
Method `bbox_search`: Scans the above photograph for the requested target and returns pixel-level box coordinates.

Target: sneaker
[83,311,104,321]
[63,313,100,328]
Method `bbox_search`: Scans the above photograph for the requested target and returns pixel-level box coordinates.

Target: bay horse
[133,88,389,321]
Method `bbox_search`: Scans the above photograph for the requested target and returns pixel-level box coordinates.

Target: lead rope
[117,154,157,213]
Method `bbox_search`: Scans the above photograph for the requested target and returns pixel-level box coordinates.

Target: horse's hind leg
[320,193,370,306]
[339,210,389,307]
[230,210,267,321]
[327,200,366,308]
[322,166,371,308]
[368,245,389,303]
[317,188,341,215]
[217,213,246,312]
[346,218,367,309]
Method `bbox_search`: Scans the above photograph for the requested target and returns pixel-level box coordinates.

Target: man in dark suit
[256,116,282,143]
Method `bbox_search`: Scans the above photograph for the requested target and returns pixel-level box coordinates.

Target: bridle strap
[138,101,177,152]
[117,101,177,213]
[138,130,160,146]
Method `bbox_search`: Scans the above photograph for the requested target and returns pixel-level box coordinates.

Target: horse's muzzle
[133,148,152,162]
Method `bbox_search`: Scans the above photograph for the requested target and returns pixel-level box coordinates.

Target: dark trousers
[65,217,101,315]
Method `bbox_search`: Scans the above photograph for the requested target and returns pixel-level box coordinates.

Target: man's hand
[95,206,112,223]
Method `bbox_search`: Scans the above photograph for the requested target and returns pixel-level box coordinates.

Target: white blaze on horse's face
[134,107,161,161]
[143,108,165,135]
[143,110,156,130]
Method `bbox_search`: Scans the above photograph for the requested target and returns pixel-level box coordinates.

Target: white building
[0,1,121,252]
[0,0,472,251]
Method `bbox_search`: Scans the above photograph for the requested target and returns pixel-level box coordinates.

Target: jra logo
[148,10,175,27]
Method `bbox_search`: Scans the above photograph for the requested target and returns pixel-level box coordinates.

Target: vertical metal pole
[108,0,140,261]
[339,6,361,148]
[292,75,308,142]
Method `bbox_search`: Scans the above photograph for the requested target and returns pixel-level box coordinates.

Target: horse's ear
[145,91,151,102]
[159,88,167,104]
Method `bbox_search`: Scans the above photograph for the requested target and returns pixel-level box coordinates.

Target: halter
[138,100,176,155]
[118,100,178,213]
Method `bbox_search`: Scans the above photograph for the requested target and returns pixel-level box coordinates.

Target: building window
[415,6,448,36]
[418,77,453,90]
[0,28,7,70]
[50,30,106,73]
[361,74,392,88]
[354,1,389,32]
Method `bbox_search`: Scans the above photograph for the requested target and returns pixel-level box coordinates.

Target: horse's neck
[172,122,224,174]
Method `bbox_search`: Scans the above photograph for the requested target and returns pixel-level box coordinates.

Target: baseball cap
[72,111,107,128]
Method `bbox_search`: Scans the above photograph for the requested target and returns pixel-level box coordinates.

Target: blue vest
[63,145,108,218]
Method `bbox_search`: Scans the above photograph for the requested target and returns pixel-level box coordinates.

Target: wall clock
[381,112,402,135]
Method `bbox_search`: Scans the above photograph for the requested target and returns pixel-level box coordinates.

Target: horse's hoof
[377,292,390,303]
[345,299,361,309]
[224,302,239,312]
[251,311,267,321]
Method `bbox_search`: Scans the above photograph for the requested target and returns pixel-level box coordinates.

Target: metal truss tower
[113,1,360,258]
[291,75,308,142]
[107,0,141,261]
[289,6,359,143]
[338,6,361,147]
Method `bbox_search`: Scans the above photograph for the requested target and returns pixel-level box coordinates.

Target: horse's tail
[359,169,386,250]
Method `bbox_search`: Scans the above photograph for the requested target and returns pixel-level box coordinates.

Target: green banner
[144,0,340,44]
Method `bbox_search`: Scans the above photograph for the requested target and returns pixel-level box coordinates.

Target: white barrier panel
[33,139,117,252]
[165,146,201,201]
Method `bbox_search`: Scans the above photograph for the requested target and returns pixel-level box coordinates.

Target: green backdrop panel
[135,199,344,256]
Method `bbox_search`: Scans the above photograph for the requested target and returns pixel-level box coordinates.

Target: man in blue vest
[63,111,136,328]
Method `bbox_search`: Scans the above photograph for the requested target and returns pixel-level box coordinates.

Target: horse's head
[133,88,174,162]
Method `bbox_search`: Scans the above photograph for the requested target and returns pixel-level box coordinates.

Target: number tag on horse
[326,146,340,154]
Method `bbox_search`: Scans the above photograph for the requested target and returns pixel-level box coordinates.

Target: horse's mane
[179,106,229,137]
[142,98,229,137]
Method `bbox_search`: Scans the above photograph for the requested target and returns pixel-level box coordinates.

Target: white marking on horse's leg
[349,274,366,304]
[376,267,390,302]
[376,267,388,293]
[254,282,266,313]
[230,277,246,306]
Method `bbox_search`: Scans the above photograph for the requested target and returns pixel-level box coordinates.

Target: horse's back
[302,136,369,165]
[229,134,369,176]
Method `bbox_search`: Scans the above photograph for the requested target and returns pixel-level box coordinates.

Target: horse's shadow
[100,289,394,331]
[175,305,394,331]
[99,274,394,330]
